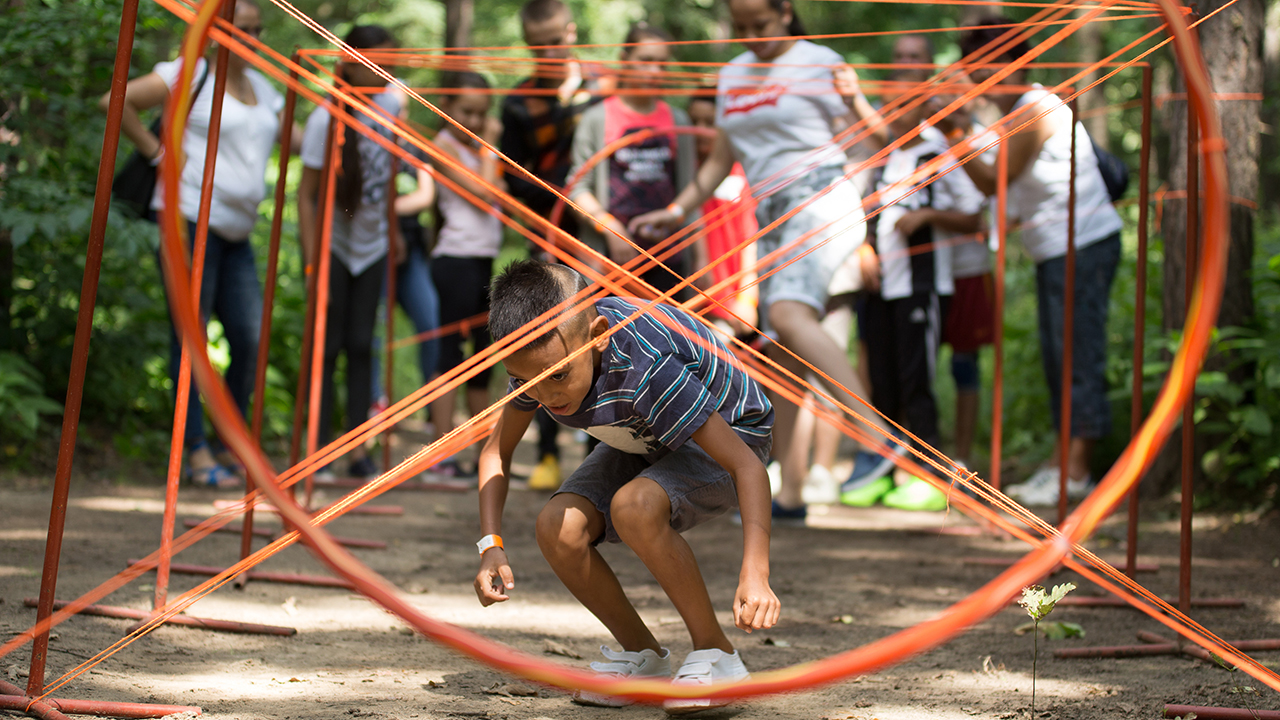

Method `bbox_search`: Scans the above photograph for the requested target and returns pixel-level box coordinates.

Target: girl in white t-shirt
[629,0,894,523]
[426,72,507,477]
[943,18,1124,505]
[297,25,399,480]
[106,0,292,489]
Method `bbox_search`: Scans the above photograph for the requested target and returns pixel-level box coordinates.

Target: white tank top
[433,127,503,258]
[1007,86,1123,264]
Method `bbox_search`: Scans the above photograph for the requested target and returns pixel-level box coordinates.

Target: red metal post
[2,679,198,720]
[1180,91,1199,618]
[990,142,1008,492]
[1127,65,1154,578]
[26,0,141,696]
[244,59,302,564]
[1057,99,1078,524]
[304,104,342,508]
[157,0,236,616]
[1165,707,1280,720]
[382,158,399,474]
[21,599,294,636]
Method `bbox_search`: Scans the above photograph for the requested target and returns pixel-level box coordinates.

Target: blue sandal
[186,463,242,489]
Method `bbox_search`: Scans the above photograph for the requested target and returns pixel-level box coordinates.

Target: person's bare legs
[784,393,817,498]
[1045,437,1094,481]
[767,346,807,509]
[769,300,890,507]
[954,389,978,467]
[611,478,733,652]
[812,407,841,471]
[536,493,661,653]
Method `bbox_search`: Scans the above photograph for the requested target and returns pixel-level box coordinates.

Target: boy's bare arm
[689,412,780,633]
[474,404,535,606]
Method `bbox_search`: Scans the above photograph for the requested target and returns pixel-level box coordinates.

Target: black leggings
[432,255,494,389]
[320,256,386,447]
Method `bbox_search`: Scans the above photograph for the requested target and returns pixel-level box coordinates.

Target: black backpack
[1088,132,1130,203]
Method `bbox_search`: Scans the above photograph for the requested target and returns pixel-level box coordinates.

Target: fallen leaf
[830,615,855,624]
[762,637,791,647]
[542,639,582,659]
[281,596,298,616]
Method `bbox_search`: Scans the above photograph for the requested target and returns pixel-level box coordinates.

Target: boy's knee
[535,496,597,557]
[610,479,671,543]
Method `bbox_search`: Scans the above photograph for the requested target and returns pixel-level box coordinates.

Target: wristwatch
[476,534,504,555]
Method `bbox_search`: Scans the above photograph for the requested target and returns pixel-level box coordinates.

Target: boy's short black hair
[959,16,1032,62]
[519,0,570,25]
[489,259,592,350]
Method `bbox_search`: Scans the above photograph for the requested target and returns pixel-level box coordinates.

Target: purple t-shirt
[509,298,773,461]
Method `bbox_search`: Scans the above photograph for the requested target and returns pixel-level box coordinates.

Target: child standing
[297,25,398,478]
[841,73,985,511]
[474,260,778,713]
[568,22,697,299]
[427,72,506,476]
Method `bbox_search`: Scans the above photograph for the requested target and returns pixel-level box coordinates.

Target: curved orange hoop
[150,0,1243,704]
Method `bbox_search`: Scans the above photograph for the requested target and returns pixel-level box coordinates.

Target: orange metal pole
[156,0,236,614]
[1057,99,1078,524]
[989,142,1009,491]
[1126,65,1153,577]
[25,0,142,696]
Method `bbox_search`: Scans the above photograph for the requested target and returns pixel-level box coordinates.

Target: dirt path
[2,441,1279,720]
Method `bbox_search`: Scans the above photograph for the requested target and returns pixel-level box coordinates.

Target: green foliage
[1018,582,1076,622]
[1015,620,1085,639]
[0,351,64,442]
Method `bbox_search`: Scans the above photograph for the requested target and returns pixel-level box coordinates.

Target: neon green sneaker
[840,476,894,507]
[881,476,949,512]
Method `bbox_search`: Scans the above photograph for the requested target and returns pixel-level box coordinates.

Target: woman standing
[105,0,290,488]
[297,25,399,479]
[629,0,892,524]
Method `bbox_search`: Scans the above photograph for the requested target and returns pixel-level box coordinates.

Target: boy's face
[503,315,609,416]
[523,11,576,80]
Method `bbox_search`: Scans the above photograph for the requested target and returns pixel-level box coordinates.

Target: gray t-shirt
[510,297,773,461]
[300,91,400,275]
[716,40,850,194]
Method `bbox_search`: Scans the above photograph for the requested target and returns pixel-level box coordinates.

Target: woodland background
[0,0,1276,507]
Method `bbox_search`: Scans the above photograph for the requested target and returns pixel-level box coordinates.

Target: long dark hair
[959,16,1031,62]
[335,24,394,217]
[770,0,805,37]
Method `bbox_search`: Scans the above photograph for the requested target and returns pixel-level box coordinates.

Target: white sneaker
[801,464,839,505]
[1006,467,1093,506]
[662,648,751,715]
[572,645,671,707]
[767,461,781,498]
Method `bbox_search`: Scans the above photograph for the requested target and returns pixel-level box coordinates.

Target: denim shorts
[753,167,866,333]
[1035,232,1121,439]
[555,437,772,545]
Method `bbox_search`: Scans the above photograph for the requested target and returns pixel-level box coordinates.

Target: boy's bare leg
[770,300,889,442]
[611,477,733,653]
[537,493,661,654]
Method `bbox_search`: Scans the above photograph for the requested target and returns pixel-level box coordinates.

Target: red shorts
[943,273,996,353]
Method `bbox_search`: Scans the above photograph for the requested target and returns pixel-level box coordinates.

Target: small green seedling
[1017,583,1076,717]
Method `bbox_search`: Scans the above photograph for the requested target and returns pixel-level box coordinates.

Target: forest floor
[2,424,1279,720]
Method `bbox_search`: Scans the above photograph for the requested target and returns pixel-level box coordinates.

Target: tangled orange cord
[5,0,1277,707]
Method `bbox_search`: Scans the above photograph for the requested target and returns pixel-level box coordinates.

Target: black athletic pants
[862,291,947,456]
[320,256,386,448]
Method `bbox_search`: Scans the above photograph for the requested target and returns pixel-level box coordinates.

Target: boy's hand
[626,207,679,242]
[474,549,515,606]
[733,574,780,632]
[833,64,865,110]
[482,116,503,147]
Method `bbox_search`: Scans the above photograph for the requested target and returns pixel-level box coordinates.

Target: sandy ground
[2,429,1279,720]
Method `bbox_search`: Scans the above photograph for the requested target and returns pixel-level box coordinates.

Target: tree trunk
[1260,0,1280,211]
[442,0,474,53]
[1076,14,1110,149]
[1147,0,1263,498]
